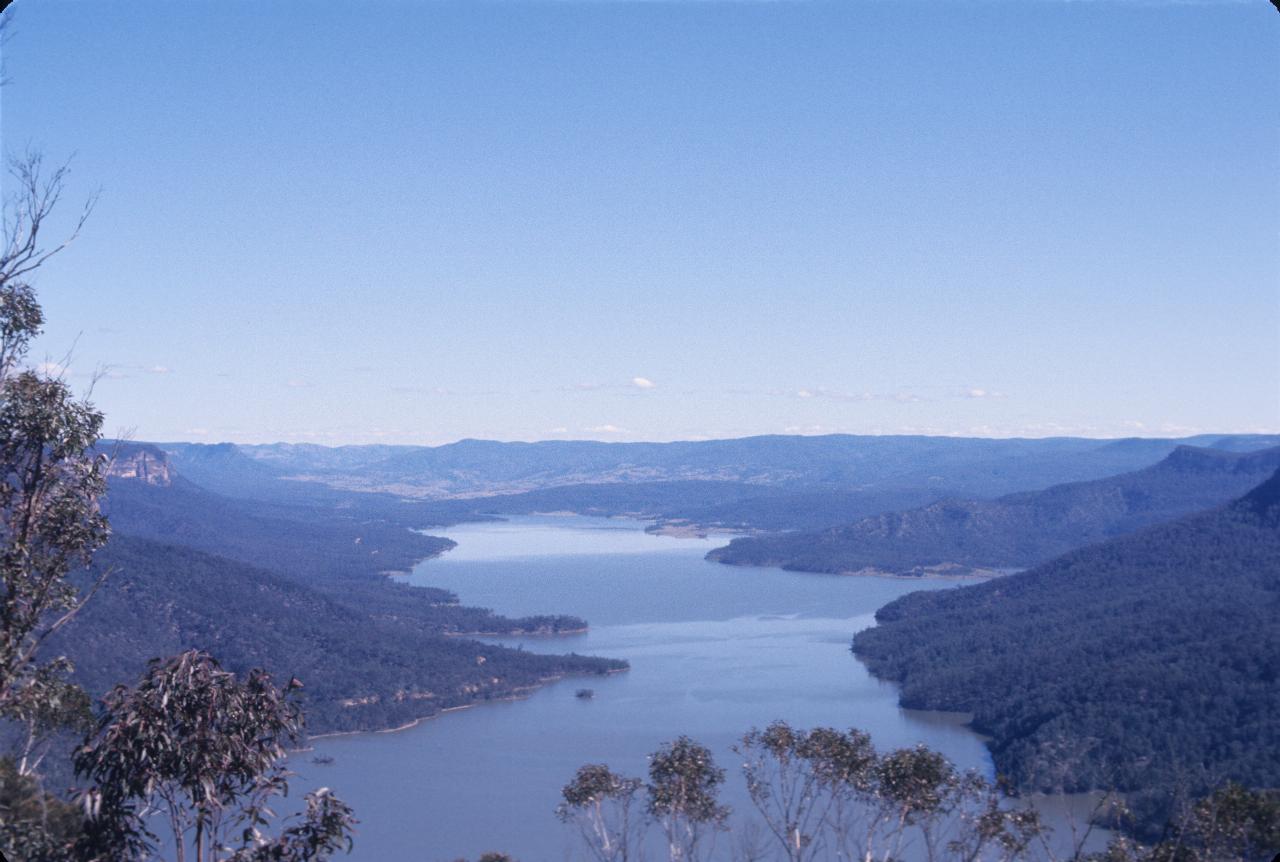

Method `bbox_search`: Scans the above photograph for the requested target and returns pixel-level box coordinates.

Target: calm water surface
[288,516,1030,861]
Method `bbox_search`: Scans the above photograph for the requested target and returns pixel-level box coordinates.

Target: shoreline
[646,522,750,540]
[305,687,551,742]
[303,666,628,744]
[707,557,1014,581]
[442,626,589,638]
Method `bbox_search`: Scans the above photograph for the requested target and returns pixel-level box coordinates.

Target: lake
[289,515,1074,861]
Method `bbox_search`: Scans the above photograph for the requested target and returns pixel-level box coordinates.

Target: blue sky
[2,0,1277,445]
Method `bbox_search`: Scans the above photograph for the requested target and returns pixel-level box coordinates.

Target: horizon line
[105,428,1280,450]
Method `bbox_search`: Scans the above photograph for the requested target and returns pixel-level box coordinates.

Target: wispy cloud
[775,386,926,404]
[566,378,659,393]
[962,387,1005,399]
[783,424,840,435]
[584,424,626,434]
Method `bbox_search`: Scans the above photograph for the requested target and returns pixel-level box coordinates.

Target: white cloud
[632,376,656,390]
[779,386,928,404]
[548,426,570,434]
[144,365,172,375]
[285,379,312,389]
[584,424,625,434]
[783,424,839,435]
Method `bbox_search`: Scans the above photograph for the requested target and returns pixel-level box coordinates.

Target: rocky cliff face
[106,444,173,486]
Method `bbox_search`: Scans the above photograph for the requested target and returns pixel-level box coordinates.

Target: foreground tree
[735,723,1051,862]
[567,726,1162,862]
[0,149,114,858]
[736,721,836,862]
[1141,784,1280,862]
[0,152,106,723]
[74,649,356,862]
[0,755,86,861]
[557,763,645,862]
[0,148,357,859]
[646,736,729,862]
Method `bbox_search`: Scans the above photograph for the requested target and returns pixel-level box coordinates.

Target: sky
[1,0,1277,445]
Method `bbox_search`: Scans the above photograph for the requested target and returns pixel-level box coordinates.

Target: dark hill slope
[851,471,1280,806]
[103,474,456,582]
[58,536,622,734]
[711,445,1280,574]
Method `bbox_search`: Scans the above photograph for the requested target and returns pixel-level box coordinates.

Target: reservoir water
[289,515,1034,861]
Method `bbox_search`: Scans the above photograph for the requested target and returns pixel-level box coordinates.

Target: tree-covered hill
[710,444,1280,574]
[57,535,621,735]
[102,471,460,582]
[80,448,624,735]
[850,470,1280,824]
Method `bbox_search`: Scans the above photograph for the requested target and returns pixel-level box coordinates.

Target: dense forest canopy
[852,471,1280,833]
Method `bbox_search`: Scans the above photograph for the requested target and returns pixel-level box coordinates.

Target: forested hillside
[79,449,623,735]
[57,537,620,734]
[711,444,1280,574]
[851,470,1280,829]
[103,471,460,581]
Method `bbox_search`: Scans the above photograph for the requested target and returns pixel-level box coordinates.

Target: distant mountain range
[708,444,1280,574]
[851,469,1280,830]
[155,433,1280,534]
[163,433,1280,499]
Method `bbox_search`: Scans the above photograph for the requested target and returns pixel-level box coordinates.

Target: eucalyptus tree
[646,736,729,862]
[74,649,356,862]
[0,152,106,729]
[0,150,112,860]
[736,721,840,862]
[800,727,877,861]
[557,763,645,862]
